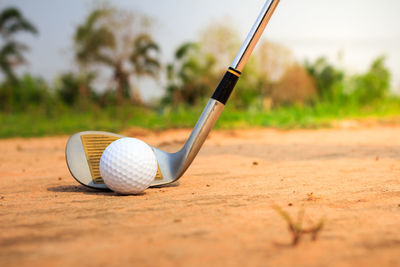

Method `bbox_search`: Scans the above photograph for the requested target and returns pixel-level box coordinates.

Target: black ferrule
[211,68,241,105]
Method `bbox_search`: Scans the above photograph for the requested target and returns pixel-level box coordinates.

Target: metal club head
[65,131,167,189]
[65,99,224,189]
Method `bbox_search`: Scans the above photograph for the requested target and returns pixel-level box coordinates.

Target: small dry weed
[273,205,325,246]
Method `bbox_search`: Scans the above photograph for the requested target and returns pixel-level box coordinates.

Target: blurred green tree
[56,72,97,106]
[352,56,390,104]
[74,5,160,104]
[0,7,38,82]
[164,22,252,108]
[305,56,390,105]
[0,74,52,112]
[304,57,344,101]
[163,42,216,106]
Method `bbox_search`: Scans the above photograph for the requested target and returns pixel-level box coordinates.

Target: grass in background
[2,97,400,138]
[218,98,400,129]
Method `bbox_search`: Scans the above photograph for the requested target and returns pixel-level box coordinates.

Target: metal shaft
[231,0,280,72]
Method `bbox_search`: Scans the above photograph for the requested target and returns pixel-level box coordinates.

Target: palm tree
[74,9,114,107]
[74,6,160,104]
[0,7,38,82]
[163,42,216,106]
[129,33,160,102]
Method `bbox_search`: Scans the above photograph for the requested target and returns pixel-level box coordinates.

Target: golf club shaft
[211,0,279,105]
[175,0,279,178]
[231,0,280,72]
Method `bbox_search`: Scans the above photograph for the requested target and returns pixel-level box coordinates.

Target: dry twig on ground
[273,205,325,246]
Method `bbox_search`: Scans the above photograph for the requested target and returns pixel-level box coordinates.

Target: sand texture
[1,126,400,266]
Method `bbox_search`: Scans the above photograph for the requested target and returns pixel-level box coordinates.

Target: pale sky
[3,0,400,99]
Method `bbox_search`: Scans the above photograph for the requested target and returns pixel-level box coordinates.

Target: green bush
[351,56,390,104]
[0,74,54,112]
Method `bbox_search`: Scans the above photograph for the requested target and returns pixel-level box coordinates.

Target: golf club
[66,0,280,190]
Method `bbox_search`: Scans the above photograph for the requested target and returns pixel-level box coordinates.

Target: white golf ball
[99,138,157,194]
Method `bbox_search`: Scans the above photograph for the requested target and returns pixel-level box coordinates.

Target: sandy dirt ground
[1,126,400,267]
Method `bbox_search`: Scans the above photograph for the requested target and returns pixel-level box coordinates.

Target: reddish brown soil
[1,126,400,267]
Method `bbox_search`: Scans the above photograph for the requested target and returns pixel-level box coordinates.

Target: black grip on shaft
[211,68,241,105]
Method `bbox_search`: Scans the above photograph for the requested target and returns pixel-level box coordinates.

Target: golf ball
[99,138,157,194]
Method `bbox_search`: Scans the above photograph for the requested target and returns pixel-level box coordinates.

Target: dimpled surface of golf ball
[99,138,157,194]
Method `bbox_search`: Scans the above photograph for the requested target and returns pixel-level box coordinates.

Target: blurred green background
[1,1,400,138]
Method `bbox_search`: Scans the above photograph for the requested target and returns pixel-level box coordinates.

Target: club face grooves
[155,165,163,180]
[80,134,121,184]
[67,132,165,188]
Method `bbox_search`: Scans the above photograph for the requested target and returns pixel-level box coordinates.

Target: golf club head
[65,131,175,190]
[66,100,224,190]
